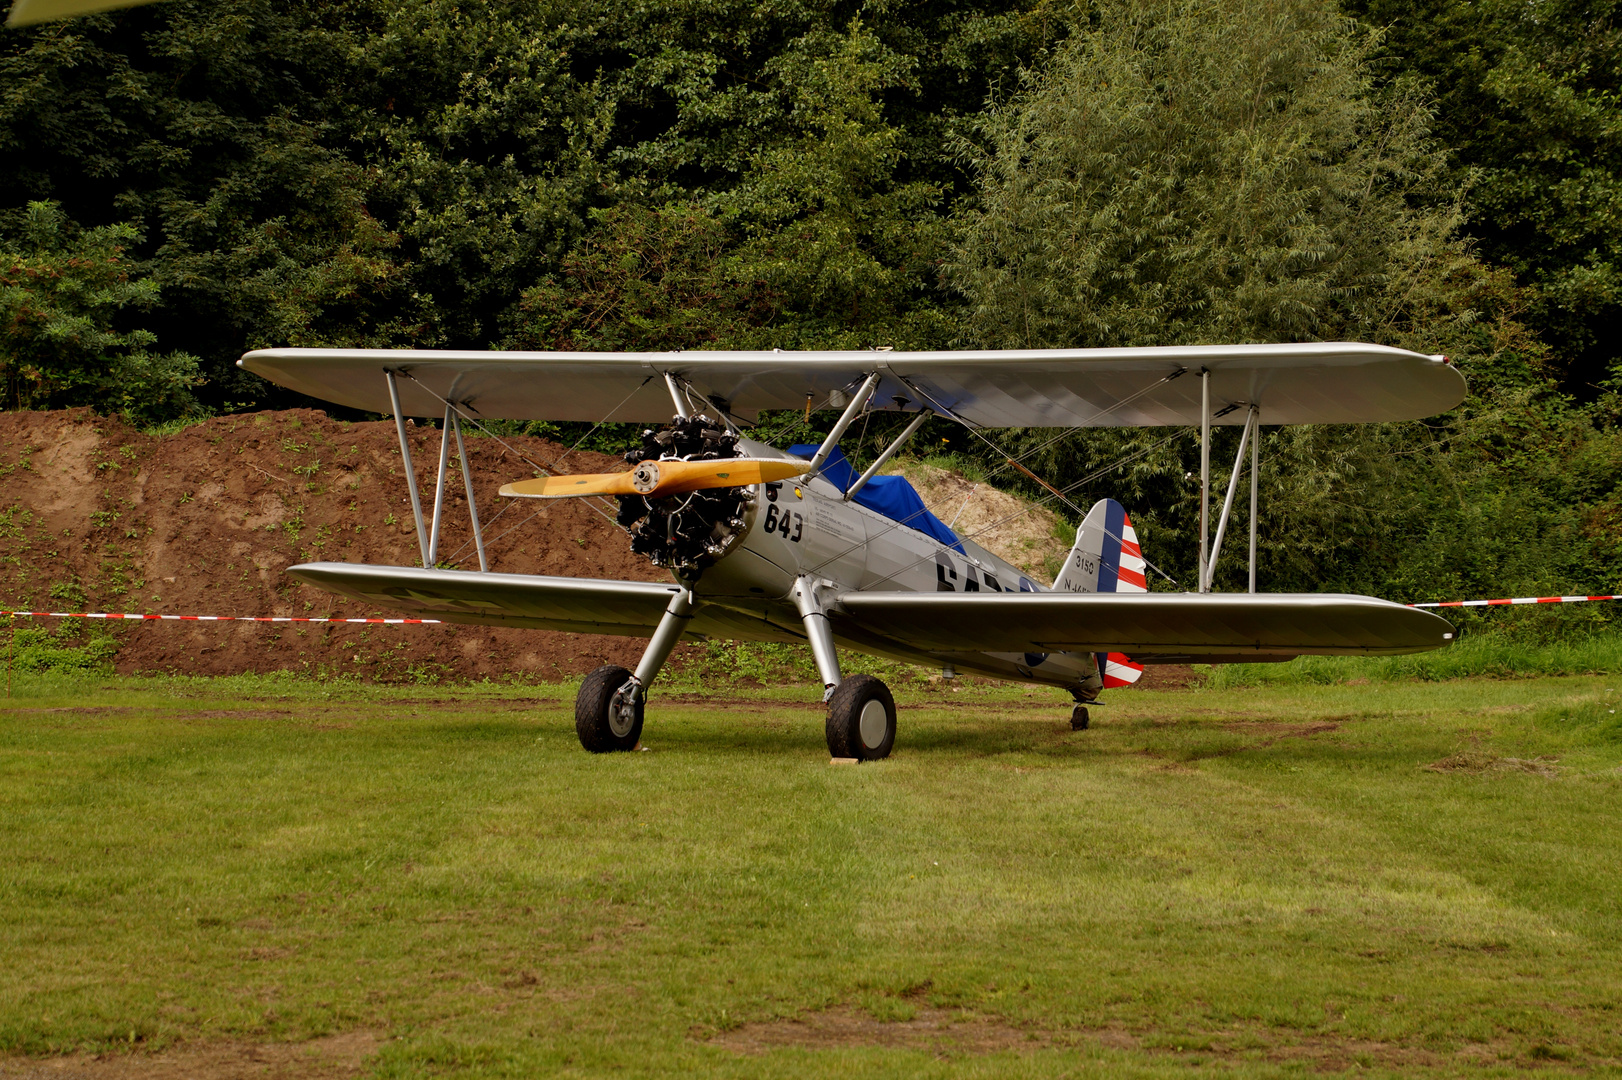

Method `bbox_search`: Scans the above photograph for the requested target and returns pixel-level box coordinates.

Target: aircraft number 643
[762,503,804,542]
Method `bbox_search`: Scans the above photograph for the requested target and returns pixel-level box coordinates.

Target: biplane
[237,344,1464,759]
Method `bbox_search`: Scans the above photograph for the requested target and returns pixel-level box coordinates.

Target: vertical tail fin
[1053,498,1149,594]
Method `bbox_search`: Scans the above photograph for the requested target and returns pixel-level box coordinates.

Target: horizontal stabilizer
[834,592,1452,658]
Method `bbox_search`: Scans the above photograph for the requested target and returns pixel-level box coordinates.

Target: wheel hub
[609,682,641,738]
[858,699,888,749]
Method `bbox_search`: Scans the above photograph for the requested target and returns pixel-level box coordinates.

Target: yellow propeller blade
[499,457,810,500]
[499,471,639,499]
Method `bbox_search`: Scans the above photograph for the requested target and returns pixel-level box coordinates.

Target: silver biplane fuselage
[702,437,1100,694]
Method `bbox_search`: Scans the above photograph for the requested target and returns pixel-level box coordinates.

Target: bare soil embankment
[0,407,684,681]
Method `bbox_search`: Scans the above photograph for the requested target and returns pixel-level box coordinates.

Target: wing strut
[807,372,881,478]
[387,370,432,566]
[452,411,489,572]
[1198,369,1210,592]
[386,372,491,570]
[845,409,933,502]
[1205,405,1258,591]
[1249,406,1260,593]
[663,372,690,419]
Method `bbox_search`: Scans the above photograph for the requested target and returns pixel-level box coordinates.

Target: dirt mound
[0,407,686,681]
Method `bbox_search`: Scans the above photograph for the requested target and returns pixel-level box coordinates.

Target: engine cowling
[616,416,753,578]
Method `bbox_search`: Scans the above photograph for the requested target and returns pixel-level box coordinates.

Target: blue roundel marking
[1024,652,1049,668]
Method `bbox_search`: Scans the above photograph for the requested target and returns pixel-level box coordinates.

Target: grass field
[3,670,1622,1077]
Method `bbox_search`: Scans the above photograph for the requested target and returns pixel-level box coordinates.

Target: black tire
[576,665,643,753]
[1071,705,1090,731]
[826,674,896,760]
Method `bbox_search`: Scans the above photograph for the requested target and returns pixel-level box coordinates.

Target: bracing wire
[800,371,1187,582]
[896,369,1185,520]
[804,427,1188,588]
[400,373,642,554]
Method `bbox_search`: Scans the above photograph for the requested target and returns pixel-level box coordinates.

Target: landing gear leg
[791,577,842,703]
[575,585,693,753]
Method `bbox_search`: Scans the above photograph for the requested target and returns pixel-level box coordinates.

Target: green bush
[3,623,121,675]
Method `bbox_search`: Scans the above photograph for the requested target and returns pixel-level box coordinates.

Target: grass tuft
[1209,631,1622,687]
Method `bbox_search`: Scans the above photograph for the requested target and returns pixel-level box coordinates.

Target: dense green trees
[949,0,1464,352]
[0,0,1055,398]
[0,200,201,419]
[0,0,401,407]
[0,0,1618,612]
[1342,0,1621,393]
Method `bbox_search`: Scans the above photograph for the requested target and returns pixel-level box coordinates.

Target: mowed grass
[3,672,1622,1077]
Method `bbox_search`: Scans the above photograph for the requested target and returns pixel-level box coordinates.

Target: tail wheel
[826,674,896,760]
[576,665,643,753]
[1071,704,1090,731]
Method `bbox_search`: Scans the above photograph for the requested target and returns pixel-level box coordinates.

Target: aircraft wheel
[826,674,896,760]
[576,665,643,753]
[1071,705,1090,731]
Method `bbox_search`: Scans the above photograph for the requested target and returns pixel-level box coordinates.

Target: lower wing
[288,562,678,634]
[834,592,1452,661]
[286,562,800,644]
[289,563,1451,663]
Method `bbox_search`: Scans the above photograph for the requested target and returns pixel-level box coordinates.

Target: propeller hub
[631,461,661,494]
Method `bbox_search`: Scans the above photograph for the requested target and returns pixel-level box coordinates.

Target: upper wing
[239,342,1465,428]
[833,592,1452,659]
[286,562,802,644]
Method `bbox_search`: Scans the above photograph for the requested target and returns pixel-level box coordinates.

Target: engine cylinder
[617,416,751,577]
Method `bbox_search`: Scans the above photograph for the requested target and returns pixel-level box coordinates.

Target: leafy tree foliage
[0,0,404,408]
[1342,0,1622,392]
[950,0,1464,352]
[0,201,201,422]
[0,0,1051,408]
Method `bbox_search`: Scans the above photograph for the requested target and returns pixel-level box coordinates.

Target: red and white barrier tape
[2,592,1617,629]
[1409,595,1620,609]
[0,609,439,624]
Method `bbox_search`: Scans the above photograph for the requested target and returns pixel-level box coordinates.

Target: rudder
[1053,498,1148,594]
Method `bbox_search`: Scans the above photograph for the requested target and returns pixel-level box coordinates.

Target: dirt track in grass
[0,1032,380,1080]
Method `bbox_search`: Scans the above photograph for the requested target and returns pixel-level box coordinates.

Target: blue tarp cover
[787,445,965,553]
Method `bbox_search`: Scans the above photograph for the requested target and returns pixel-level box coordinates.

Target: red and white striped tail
[1056,498,1149,594]
[1116,513,1148,593]
[1101,651,1144,688]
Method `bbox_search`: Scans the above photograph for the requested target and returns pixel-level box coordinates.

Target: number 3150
[762,503,804,542]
